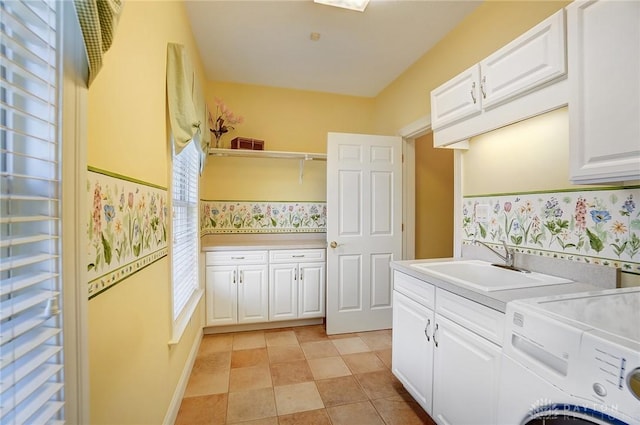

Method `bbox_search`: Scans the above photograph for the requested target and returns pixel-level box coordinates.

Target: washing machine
[498,287,640,424]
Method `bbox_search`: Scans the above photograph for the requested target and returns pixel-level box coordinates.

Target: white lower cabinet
[269,249,326,321]
[392,290,434,414]
[392,271,504,425]
[205,248,326,327]
[431,314,501,425]
[205,251,269,326]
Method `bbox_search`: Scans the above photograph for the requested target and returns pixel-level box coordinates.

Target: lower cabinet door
[391,290,434,414]
[237,264,269,323]
[299,262,325,318]
[269,263,298,321]
[432,314,501,425]
[205,265,238,326]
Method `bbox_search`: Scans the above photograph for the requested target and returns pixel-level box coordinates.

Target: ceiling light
[314,0,370,12]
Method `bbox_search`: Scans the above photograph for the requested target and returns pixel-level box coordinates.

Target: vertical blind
[171,141,199,320]
[0,0,65,424]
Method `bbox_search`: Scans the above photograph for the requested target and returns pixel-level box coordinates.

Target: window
[1,0,66,422]
[171,141,200,341]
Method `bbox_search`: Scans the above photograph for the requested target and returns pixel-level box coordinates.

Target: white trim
[398,115,431,139]
[169,289,203,345]
[203,318,324,334]
[453,150,463,258]
[398,115,431,261]
[163,327,203,425]
[61,2,90,423]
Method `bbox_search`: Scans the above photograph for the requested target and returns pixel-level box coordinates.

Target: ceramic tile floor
[175,325,436,425]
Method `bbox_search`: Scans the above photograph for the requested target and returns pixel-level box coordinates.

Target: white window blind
[1,1,65,424]
[171,142,199,322]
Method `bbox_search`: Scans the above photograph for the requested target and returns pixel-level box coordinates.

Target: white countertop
[391,257,612,313]
[201,233,327,251]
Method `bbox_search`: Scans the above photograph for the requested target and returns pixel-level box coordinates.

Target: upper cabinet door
[568,0,640,184]
[480,10,566,110]
[431,64,481,130]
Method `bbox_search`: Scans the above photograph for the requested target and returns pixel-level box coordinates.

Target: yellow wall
[201,82,376,201]
[86,1,204,423]
[462,107,572,195]
[415,133,454,259]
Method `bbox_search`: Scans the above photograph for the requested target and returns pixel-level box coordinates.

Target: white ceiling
[185,0,480,97]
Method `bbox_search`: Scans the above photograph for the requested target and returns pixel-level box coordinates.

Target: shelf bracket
[299,159,304,184]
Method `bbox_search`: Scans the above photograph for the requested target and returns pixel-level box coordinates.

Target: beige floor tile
[357,330,392,351]
[327,332,360,339]
[300,340,340,359]
[355,370,407,400]
[342,352,386,374]
[192,351,232,372]
[375,348,392,369]
[294,325,329,343]
[233,331,266,350]
[331,337,371,355]
[175,393,227,425]
[265,330,299,347]
[308,356,352,380]
[270,360,313,386]
[326,401,385,425]
[278,408,331,425]
[372,394,436,425]
[267,345,305,364]
[229,365,272,392]
[227,388,277,423]
[229,417,278,425]
[274,382,325,416]
[315,376,368,407]
[198,334,233,356]
[231,348,269,369]
[184,369,229,397]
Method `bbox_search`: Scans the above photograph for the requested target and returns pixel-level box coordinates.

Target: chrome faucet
[474,239,515,267]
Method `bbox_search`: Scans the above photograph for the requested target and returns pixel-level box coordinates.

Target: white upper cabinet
[480,10,566,109]
[568,0,640,184]
[430,65,482,130]
[432,9,568,147]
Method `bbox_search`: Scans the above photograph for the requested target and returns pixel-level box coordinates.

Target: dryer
[498,287,640,424]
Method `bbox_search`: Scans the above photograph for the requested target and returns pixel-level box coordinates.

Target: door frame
[397,116,464,259]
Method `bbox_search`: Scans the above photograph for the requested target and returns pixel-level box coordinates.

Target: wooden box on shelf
[231,137,264,150]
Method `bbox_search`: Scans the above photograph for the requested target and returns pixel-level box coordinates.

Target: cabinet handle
[470,81,477,104]
[480,76,487,99]
[292,255,305,258]
[240,270,243,284]
[294,270,297,281]
[299,270,303,281]
[233,270,236,284]
[433,323,439,348]
[231,256,245,260]
[424,319,431,342]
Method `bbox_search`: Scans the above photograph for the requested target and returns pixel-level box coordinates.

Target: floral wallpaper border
[462,187,640,274]
[88,168,168,299]
[200,201,327,235]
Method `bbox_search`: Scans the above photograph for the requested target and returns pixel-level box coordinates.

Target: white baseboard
[163,327,203,425]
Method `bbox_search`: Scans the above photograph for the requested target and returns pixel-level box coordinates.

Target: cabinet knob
[330,241,338,249]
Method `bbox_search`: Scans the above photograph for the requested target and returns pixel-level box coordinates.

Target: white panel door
[299,262,325,318]
[205,265,237,326]
[327,133,402,334]
[269,263,298,321]
[237,264,269,323]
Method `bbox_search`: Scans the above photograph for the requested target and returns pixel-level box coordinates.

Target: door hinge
[402,154,404,163]
[402,223,404,232]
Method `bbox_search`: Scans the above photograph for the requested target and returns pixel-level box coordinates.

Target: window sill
[169,288,203,346]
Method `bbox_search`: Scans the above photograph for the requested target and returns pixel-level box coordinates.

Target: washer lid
[534,289,640,343]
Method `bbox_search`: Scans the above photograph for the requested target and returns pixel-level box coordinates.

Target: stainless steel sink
[409,259,572,292]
